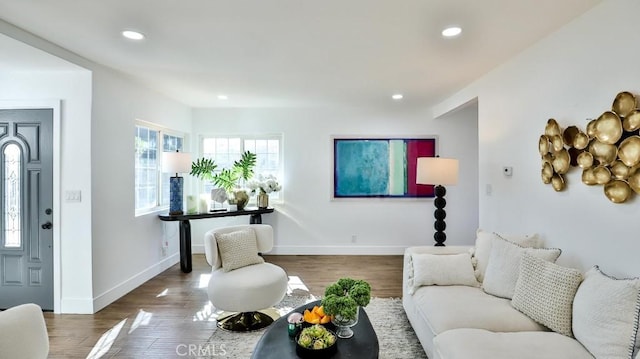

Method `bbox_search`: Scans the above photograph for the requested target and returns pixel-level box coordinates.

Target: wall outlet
[351,235,357,243]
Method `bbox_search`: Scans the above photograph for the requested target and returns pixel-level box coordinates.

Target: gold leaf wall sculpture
[539,91,640,203]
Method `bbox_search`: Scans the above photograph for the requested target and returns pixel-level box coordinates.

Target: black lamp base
[433,185,447,246]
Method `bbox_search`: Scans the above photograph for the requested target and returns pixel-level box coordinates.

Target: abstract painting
[333,137,436,198]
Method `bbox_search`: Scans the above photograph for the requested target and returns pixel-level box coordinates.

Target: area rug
[203,295,428,359]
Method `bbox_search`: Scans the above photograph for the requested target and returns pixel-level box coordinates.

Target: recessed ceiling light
[122,30,145,40]
[441,26,462,38]
[392,94,403,100]
[217,95,228,100]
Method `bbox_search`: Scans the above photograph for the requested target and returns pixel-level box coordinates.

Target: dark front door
[0,109,54,310]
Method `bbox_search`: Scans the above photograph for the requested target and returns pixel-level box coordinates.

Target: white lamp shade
[162,151,192,174]
[416,157,459,185]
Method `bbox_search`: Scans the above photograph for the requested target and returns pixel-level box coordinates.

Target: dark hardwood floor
[44,254,403,358]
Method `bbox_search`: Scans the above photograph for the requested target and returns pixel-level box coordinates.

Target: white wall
[90,67,192,312]
[0,22,192,312]
[434,0,640,277]
[190,105,479,254]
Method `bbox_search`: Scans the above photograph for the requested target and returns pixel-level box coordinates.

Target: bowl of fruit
[303,305,333,327]
[295,324,337,358]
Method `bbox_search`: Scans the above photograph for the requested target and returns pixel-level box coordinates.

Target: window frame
[135,120,187,216]
[197,133,284,204]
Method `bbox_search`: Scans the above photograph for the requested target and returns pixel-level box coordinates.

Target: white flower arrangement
[247,174,282,195]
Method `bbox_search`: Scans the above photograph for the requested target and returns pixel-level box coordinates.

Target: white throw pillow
[572,266,640,359]
[512,253,583,337]
[408,253,479,294]
[482,236,561,299]
[473,229,542,283]
[215,228,264,272]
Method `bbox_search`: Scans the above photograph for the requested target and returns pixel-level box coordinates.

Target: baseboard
[193,244,406,255]
[92,253,180,313]
[269,245,407,255]
[192,244,205,254]
[60,297,94,314]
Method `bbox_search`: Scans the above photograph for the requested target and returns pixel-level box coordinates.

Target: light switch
[65,190,81,203]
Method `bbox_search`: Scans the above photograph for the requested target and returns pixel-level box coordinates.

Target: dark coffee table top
[251,299,379,359]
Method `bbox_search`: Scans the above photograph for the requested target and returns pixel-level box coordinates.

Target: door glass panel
[4,144,21,248]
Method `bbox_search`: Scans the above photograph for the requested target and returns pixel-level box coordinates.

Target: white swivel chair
[204,224,288,331]
[0,303,49,359]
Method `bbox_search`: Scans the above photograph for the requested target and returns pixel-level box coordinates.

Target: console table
[158,207,275,273]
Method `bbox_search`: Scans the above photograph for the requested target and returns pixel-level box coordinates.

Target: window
[135,123,185,214]
[4,143,21,248]
[200,135,283,200]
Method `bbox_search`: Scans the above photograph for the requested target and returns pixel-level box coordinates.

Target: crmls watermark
[176,343,227,357]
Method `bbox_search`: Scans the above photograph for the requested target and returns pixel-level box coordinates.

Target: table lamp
[162,150,192,215]
[416,157,459,246]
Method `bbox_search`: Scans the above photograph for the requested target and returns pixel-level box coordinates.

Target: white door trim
[0,100,60,313]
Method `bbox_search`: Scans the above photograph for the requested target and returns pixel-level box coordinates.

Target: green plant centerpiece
[190,151,256,210]
[321,277,371,339]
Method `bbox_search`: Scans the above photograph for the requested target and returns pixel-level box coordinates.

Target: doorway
[0,109,54,310]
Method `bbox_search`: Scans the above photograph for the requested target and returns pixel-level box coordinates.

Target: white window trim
[135,120,188,216]
[197,133,284,204]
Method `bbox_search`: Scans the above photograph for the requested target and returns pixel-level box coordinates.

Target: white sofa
[403,233,640,359]
[0,303,49,359]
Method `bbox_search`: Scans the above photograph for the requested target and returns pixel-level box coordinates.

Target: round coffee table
[251,299,379,358]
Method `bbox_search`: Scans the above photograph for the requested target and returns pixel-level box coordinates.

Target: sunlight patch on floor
[86,318,127,359]
[128,309,153,334]
[193,301,221,322]
[156,288,169,297]
[287,275,309,295]
[198,273,211,289]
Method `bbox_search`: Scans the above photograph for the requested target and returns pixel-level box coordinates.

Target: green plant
[321,278,371,320]
[190,151,257,192]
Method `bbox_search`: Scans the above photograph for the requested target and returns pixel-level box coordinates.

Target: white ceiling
[0,0,600,108]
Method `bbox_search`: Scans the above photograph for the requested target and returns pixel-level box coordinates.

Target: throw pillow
[512,253,583,337]
[572,266,640,359]
[408,253,479,294]
[482,236,561,299]
[214,228,264,272]
[473,229,542,283]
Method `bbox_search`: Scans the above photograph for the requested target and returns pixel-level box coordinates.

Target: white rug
[203,295,428,359]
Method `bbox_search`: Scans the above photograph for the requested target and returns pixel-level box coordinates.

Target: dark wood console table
[158,207,275,273]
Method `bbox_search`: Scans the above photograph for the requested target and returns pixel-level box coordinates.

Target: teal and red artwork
[333,138,436,198]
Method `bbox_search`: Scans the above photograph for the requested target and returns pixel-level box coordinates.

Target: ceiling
[0,0,600,108]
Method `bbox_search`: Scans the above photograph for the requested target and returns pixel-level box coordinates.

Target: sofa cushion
[573,266,640,359]
[412,285,546,336]
[433,328,593,359]
[473,229,542,282]
[512,253,583,337]
[408,253,479,294]
[482,236,561,299]
[215,228,264,272]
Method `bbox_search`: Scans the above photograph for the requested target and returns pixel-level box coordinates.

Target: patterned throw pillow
[512,253,583,337]
[572,266,640,359]
[482,236,561,299]
[215,228,264,272]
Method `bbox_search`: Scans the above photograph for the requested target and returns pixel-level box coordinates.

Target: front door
[0,109,53,310]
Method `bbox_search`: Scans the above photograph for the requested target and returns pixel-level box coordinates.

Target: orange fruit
[316,306,326,317]
[320,315,331,324]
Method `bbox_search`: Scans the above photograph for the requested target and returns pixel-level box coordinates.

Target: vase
[234,190,249,211]
[331,306,359,339]
[257,193,269,209]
